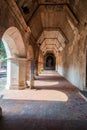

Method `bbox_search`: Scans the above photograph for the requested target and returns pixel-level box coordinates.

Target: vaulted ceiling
[14,0,87,56]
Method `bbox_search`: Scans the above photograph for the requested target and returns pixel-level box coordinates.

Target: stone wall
[58,25,87,90]
[0,0,30,52]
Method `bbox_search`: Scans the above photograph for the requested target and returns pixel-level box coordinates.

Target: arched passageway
[44,53,55,70]
[2,27,27,90]
[1,70,87,129]
[1,0,87,128]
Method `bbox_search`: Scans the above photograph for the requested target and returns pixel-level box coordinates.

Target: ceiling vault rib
[14,0,85,55]
[27,3,70,24]
[27,5,39,24]
[67,4,79,24]
[36,30,44,43]
[38,37,59,45]
[5,0,30,33]
[64,5,79,26]
[39,28,68,43]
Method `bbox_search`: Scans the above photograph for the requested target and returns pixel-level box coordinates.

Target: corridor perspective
[0,71,87,130]
[0,0,87,130]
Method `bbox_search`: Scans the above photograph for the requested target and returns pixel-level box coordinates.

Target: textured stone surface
[0,0,87,90]
[0,71,87,129]
[58,26,87,90]
[0,1,87,128]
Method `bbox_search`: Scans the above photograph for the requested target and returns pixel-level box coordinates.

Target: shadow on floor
[0,71,87,130]
[0,98,87,130]
[1,117,87,130]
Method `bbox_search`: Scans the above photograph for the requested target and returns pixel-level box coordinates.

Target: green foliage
[0,40,7,64]
[40,67,43,71]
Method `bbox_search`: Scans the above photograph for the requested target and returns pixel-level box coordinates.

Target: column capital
[6,57,27,62]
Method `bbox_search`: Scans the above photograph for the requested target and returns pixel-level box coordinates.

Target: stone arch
[44,53,56,70]
[2,26,26,58]
[1,27,27,89]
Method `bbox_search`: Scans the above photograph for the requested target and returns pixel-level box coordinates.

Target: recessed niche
[21,6,30,14]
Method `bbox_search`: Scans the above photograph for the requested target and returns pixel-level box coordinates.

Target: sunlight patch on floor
[34,81,59,87]
[1,89,68,102]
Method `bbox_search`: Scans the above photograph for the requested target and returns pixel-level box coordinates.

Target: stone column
[30,60,34,89]
[38,61,41,74]
[26,60,31,79]
[38,62,44,74]
[34,60,38,76]
[56,57,58,72]
[6,57,27,89]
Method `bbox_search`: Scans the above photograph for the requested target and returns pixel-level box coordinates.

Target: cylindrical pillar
[30,60,34,89]
[6,57,27,89]
[34,60,38,76]
[56,57,58,72]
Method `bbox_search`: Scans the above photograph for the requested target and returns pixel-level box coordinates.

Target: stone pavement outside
[0,77,6,91]
[0,71,87,130]
[0,68,7,91]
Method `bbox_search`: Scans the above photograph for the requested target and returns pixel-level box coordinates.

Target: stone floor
[0,71,87,130]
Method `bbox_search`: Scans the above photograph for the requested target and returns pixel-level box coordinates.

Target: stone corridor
[0,71,87,130]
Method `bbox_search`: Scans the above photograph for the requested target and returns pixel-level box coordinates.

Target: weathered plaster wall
[0,0,30,57]
[0,0,31,90]
[58,26,87,90]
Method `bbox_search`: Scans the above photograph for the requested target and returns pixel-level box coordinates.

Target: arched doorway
[44,53,55,70]
[2,26,26,89]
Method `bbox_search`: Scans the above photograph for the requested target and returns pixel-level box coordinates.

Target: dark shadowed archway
[44,53,55,70]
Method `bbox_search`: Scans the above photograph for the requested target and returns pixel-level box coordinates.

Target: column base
[5,84,26,90]
[30,76,34,89]
[19,85,26,90]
